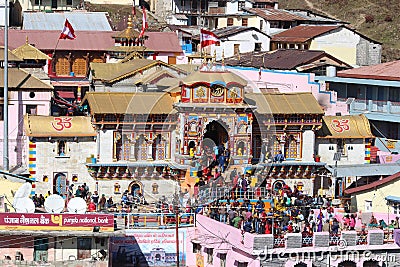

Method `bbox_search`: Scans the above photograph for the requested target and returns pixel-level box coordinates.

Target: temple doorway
[203,120,229,149]
[128,182,142,198]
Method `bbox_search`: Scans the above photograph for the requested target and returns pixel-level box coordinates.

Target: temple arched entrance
[203,120,229,149]
[128,181,142,198]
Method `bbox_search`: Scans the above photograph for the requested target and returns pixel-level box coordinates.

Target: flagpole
[3,0,9,171]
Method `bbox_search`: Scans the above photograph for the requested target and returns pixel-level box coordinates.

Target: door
[34,238,49,262]
[53,172,67,196]
[77,238,92,260]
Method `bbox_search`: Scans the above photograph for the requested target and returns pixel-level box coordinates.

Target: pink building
[229,67,348,116]
[0,68,52,170]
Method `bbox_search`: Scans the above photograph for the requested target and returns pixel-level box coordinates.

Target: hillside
[279,0,400,62]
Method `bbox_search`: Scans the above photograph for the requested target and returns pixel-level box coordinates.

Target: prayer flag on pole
[59,19,76,40]
[138,6,148,38]
[132,0,136,16]
[200,29,219,48]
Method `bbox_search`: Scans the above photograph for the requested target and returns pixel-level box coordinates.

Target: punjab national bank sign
[0,213,114,231]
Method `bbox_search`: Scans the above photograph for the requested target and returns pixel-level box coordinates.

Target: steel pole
[3,0,9,171]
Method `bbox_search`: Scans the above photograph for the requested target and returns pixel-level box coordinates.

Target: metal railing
[115,213,195,229]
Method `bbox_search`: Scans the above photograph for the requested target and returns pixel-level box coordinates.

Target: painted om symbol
[51,117,73,131]
[331,119,350,133]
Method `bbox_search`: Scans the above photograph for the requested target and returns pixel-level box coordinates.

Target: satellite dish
[67,197,87,214]
[14,183,32,198]
[14,197,35,213]
[12,183,32,207]
[44,194,65,213]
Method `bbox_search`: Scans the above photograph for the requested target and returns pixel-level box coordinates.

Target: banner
[0,213,114,231]
[110,229,187,266]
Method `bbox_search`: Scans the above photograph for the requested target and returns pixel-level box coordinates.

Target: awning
[326,163,400,177]
[57,91,75,99]
[386,196,400,204]
[320,114,374,138]
[24,114,97,137]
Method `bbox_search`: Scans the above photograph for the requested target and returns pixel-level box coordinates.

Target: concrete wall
[310,27,359,67]
[351,178,400,213]
[356,37,382,66]
[317,139,366,165]
[32,137,97,195]
[226,0,253,14]
[210,30,270,59]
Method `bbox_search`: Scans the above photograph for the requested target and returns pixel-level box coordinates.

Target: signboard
[0,213,114,231]
[196,253,204,267]
[110,229,187,266]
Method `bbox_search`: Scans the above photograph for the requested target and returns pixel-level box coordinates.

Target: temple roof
[245,92,324,115]
[181,70,247,87]
[0,47,22,62]
[0,68,53,90]
[82,92,176,115]
[319,114,374,138]
[24,115,96,137]
[12,38,51,61]
[90,59,188,84]
[112,16,141,40]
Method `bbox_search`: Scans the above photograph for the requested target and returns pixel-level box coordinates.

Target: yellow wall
[0,177,26,212]
[352,179,400,213]
[310,43,357,66]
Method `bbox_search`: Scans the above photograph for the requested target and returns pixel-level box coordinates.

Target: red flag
[200,29,219,48]
[138,6,148,38]
[59,19,76,40]
[132,0,136,16]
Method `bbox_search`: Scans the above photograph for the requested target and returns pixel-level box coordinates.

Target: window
[238,262,248,267]
[365,200,372,212]
[242,18,248,27]
[0,105,4,120]
[393,205,400,215]
[34,0,39,5]
[26,105,37,115]
[192,242,201,253]
[206,247,213,264]
[238,1,245,10]
[57,140,67,156]
[254,43,262,52]
[234,44,240,55]
[220,253,227,267]
[227,18,233,26]
[66,0,72,5]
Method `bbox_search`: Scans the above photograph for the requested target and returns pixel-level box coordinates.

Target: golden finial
[26,36,29,44]
[222,49,225,65]
[127,15,133,29]
[213,49,216,63]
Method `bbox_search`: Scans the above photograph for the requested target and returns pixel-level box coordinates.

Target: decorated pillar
[29,141,36,196]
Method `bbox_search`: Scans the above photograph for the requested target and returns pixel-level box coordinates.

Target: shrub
[365,14,375,23]
[384,15,393,22]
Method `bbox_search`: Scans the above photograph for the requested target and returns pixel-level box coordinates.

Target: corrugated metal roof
[144,32,183,53]
[343,167,400,194]
[246,8,307,21]
[0,29,115,51]
[83,92,176,114]
[223,49,336,70]
[337,60,400,82]
[271,25,339,43]
[23,12,112,31]
[0,68,53,90]
[245,92,324,114]
[210,26,269,39]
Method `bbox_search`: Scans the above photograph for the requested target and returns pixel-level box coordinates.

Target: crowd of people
[196,177,399,237]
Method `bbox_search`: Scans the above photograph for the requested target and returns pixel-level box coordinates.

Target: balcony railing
[338,98,400,114]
